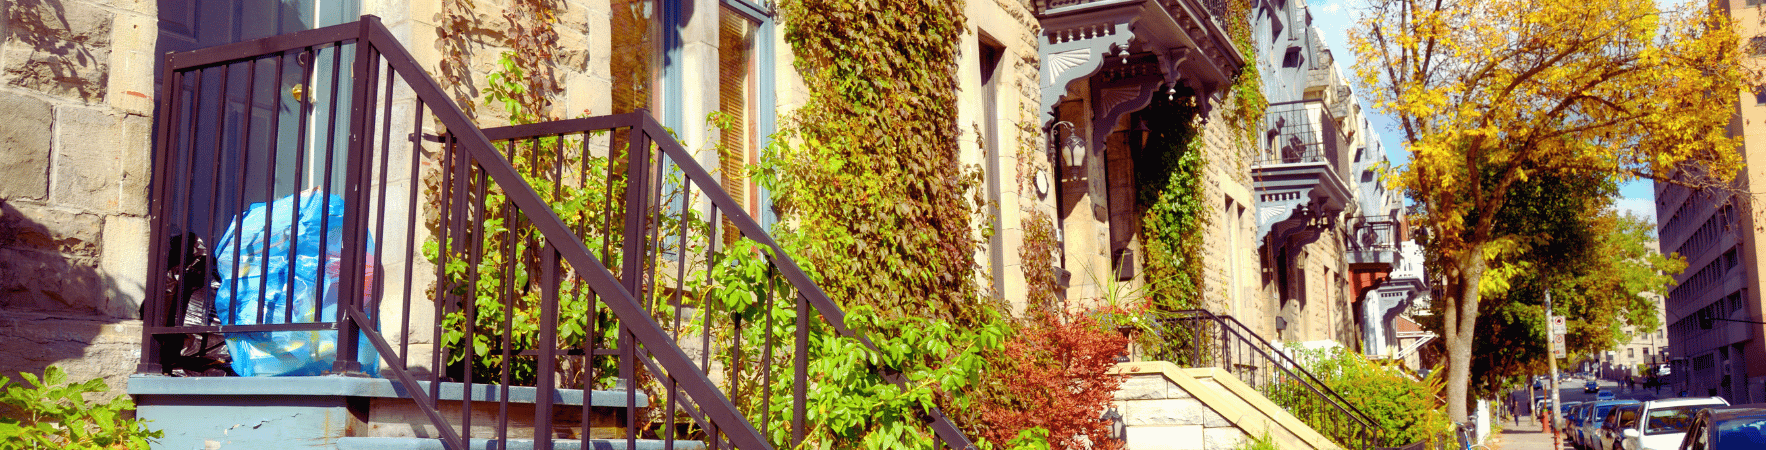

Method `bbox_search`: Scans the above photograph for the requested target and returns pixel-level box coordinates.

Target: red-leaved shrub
[976,309,1130,450]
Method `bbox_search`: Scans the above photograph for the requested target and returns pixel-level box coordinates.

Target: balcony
[1346,218,1401,266]
[1254,99,1353,246]
[1035,0,1246,127]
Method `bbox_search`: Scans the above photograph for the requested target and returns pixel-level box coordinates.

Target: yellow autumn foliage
[1352,0,1754,421]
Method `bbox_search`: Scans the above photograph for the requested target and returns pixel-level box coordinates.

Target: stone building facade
[3,0,1413,415]
[0,0,1055,391]
[2,0,161,400]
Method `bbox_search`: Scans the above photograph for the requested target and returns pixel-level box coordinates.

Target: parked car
[1621,397,1729,450]
[1581,400,1641,450]
[1599,403,1643,450]
[1568,402,1596,437]
[1600,391,1619,401]
[1589,380,1604,393]
[1675,404,1766,449]
[1571,402,1593,436]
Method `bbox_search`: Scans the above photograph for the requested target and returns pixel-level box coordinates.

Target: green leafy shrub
[1274,346,1449,447]
[0,366,161,449]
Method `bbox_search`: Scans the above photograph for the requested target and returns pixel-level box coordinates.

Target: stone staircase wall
[1111,362,1341,450]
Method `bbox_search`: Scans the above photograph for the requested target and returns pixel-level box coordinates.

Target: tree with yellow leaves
[1352,0,1752,422]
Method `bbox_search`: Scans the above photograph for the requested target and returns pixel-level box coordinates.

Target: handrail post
[619,124,651,444]
[139,56,186,375]
[330,16,380,376]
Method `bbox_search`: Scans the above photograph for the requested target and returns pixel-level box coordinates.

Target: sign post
[1545,291,1563,449]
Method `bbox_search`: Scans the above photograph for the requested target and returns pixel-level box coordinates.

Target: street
[1497,377,1666,450]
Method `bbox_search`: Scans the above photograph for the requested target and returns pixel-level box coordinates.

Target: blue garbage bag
[213,189,380,377]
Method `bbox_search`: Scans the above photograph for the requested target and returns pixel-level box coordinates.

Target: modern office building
[1652,0,1766,404]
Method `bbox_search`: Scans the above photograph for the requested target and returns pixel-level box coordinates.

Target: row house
[0,0,1418,447]
[1247,0,1424,354]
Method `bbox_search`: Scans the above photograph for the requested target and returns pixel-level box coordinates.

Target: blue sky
[1304,0,1660,223]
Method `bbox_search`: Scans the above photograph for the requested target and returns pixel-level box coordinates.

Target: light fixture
[1125,118,1150,153]
[1049,121,1085,171]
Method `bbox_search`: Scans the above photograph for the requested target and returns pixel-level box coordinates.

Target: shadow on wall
[0,198,140,403]
[3,0,112,102]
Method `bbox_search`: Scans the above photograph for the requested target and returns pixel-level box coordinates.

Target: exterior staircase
[130,16,968,450]
[1140,310,1381,449]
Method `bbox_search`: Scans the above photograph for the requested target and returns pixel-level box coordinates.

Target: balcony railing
[139,16,971,450]
[1151,309,1378,449]
[1259,99,1348,172]
[1348,218,1401,265]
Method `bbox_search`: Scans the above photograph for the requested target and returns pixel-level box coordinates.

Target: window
[612,0,659,115]
[717,5,761,242]
[1282,46,1305,68]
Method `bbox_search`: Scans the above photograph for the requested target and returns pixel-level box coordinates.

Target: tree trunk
[1444,251,1487,424]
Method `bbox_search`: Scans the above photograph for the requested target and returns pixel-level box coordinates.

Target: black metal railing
[1150,309,1378,449]
[1349,218,1401,264]
[1260,99,1348,174]
[139,16,972,450]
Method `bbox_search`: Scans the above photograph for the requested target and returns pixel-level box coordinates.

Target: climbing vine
[1136,1,1262,313]
[762,0,990,324]
[1134,91,1210,311]
[434,0,564,122]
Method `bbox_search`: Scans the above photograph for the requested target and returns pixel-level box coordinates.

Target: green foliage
[1232,431,1279,450]
[1275,346,1449,448]
[766,0,989,325]
[1454,201,1681,399]
[0,366,161,449]
[1133,91,1208,312]
[424,53,653,387]
[703,239,1009,449]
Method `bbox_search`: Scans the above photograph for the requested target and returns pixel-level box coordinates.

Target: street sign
[1550,333,1567,358]
[1551,316,1567,335]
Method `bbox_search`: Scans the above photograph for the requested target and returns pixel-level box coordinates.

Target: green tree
[1352,0,1749,421]
[1454,189,1682,398]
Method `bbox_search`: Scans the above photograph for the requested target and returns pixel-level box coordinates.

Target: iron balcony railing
[139,16,972,450]
[1349,217,1402,265]
[1150,309,1380,449]
[1259,99,1351,179]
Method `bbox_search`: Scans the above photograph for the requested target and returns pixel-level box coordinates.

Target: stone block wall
[0,0,158,399]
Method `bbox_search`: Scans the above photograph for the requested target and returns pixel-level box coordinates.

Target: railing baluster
[792,293,808,448]
[283,45,315,326]
[175,68,204,325]
[759,265,776,441]
[496,140,518,443]
[314,40,346,316]
[537,245,560,450]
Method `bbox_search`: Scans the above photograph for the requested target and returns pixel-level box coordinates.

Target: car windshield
[1716,416,1766,446]
[1646,406,1706,435]
[1592,405,1617,423]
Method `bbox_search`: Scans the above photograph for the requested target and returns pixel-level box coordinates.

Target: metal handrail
[1152,309,1379,448]
[139,15,973,450]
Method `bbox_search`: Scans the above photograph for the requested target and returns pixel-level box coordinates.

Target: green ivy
[764,0,991,326]
[1138,0,1262,314]
[1135,91,1209,312]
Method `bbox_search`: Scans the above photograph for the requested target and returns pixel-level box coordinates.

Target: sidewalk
[1490,415,1571,450]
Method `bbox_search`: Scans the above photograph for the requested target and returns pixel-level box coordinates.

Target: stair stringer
[1110,362,1343,450]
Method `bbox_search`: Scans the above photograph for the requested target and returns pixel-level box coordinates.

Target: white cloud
[1613,197,1658,225]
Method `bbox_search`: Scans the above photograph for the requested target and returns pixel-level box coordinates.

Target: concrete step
[336,437,708,450]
